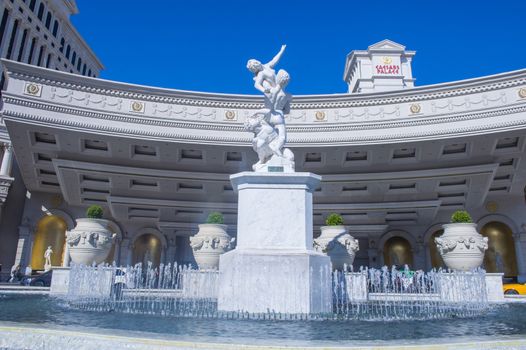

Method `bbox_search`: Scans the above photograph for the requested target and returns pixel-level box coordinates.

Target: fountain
[1,46,519,349]
[62,45,491,320]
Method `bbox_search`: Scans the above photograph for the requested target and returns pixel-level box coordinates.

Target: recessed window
[38,169,56,176]
[305,152,322,162]
[438,192,465,198]
[133,145,157,157]
[34,132,56,144]
[499,158,515,167]
[41,180,59,187]
[178,183,203,191]
[345,151,367,161]
[181,149,203,160]
[493,174,511,181]
[82,188,110,195]
[392,148,416,159]
[36,153,53,162]
[439,179,467,187]
[131,179,158,188]
[389,183,416,190]
[342,185,367,192]
[496,137,519,150]
[223,185,233,192]
[226,151,242,161]
[84,139,108,151]
[489,186,509,192]
[82,175,109,183]
[442,143,467,155]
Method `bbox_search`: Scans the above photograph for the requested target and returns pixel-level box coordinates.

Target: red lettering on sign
[375,65,400,75]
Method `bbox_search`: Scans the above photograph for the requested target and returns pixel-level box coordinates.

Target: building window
[45,53,51,68]
[17,28,28,61]
[65,44,70,58]
[71,51,76,65]
[88,69,92,76]
[37,2,45,20]
[36,45,44,66]
[52,19,58,36]
[29,0,36,11]
[77,57,82,71]
[6,19,20,59]
[45,12,51,29]
[27,37,36,63]
[0,8,10,49]
[59,37,64,52]
[82,63,87,75]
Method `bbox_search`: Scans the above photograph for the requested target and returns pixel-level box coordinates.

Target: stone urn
[314,226,359,270]
[435,223,488,271]
[66,218,116,265]
[190,224,235,270]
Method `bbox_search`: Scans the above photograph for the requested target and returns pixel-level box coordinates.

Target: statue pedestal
[217,172,332,314]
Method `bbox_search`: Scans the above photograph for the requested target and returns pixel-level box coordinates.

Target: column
[165,237,177,264]
[62,238,70,267]
[0,143,13,177]
[514,228,526,283]
[14,223,32,268]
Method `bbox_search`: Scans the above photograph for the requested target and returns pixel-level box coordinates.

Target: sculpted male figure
[44,246,53,271]
[245,45,294,171]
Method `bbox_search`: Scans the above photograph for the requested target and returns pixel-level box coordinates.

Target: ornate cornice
[3,59,526,109]
[4,99,526,145]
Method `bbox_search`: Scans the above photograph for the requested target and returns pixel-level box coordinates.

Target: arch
[477,213,519,234]
[130,228,165,267]
[38,208,75,230]
[378,229,416,250]
[423,223,447,270]
[30,215,67,270]
[480,221,518,277]
[65,44,70,59]
[383,236,414,268]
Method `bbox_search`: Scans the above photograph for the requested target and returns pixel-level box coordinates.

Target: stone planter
[190,224,235,270]
[66,218,116,265]
[313,226,359,270]
[435,223,488,271]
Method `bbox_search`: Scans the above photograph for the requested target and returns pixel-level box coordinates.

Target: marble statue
[44,246,53,271]
[245,45,295,172]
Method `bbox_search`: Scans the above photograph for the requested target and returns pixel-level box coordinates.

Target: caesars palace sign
[376,56,400,75]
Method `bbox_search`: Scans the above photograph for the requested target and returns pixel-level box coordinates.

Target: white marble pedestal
[217,172,332,314]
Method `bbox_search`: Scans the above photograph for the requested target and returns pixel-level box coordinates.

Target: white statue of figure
[44,246,53,271]
[246,45,294,172]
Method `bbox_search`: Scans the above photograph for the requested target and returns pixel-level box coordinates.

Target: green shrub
[206,212,224,224]
[451,210,472,223]
[325,213,344,226]
[86,205,103,219]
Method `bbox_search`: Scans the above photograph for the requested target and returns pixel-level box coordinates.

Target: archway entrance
[383,236,413,268]
[429,229,446,269]
[481,221,518,277]
[132,234,162,267]
[30,215,67,270]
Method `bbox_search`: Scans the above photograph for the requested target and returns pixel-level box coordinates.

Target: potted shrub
[190,212,235,270]
[66,205,116,265]
[313,213,359,270]
[435,210,488,271]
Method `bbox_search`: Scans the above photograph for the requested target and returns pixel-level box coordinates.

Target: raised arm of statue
[266,45,286,68]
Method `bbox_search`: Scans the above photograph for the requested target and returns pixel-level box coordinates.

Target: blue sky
[73,0,525,95]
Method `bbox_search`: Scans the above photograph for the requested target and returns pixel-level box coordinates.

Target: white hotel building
[0,7,525,282]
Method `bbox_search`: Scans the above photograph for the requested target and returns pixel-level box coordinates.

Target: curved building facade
[1,40,526,281]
